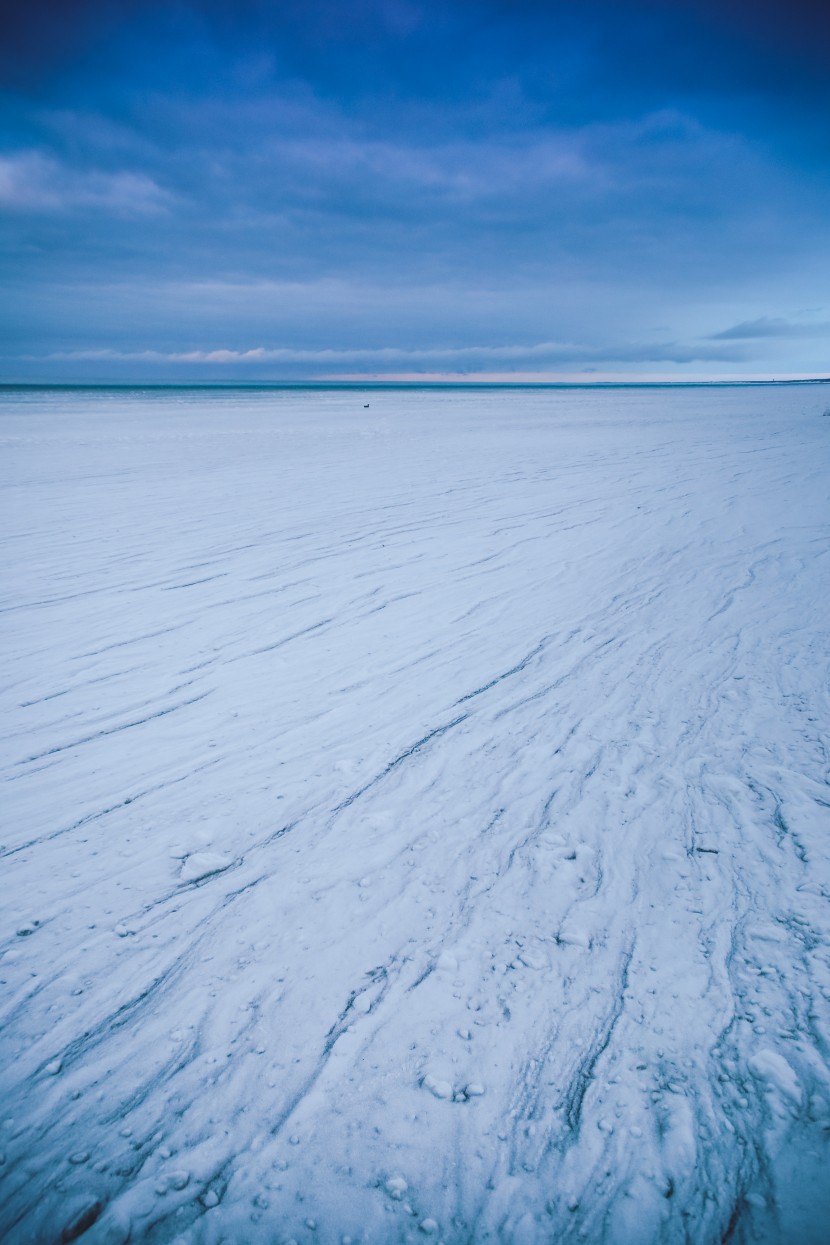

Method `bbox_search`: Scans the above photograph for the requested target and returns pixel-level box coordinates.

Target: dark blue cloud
[1,1,828,378]
[709,316,830,340]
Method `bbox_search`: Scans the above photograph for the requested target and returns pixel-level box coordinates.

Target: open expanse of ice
[1,383,829,1245]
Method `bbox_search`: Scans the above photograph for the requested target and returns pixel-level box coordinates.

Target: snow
[178,852,233,883]
[1,382,829,1244]
[747,1049,802,1111]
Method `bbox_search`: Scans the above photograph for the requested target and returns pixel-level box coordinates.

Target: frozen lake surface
[1,384,829,1245]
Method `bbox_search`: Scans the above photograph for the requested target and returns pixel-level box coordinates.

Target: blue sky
[1,0,828,380]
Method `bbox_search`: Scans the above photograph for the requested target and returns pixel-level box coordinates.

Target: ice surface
[1,383,829,1244]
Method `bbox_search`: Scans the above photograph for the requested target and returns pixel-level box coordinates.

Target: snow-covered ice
[1,383,829,1244]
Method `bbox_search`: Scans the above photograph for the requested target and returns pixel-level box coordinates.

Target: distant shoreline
[2,377,829,393]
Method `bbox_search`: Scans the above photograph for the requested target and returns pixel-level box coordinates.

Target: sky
[1,0,829,382]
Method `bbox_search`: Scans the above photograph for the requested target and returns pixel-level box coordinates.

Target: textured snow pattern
[1,384,829,1244]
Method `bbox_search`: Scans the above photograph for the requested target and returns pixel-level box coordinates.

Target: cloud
[0,151,173,214]
[708,316,830,340]
[2,1,829,380]
[40,336,750,368]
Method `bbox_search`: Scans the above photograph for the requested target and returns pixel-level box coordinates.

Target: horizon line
[2,375,829,391]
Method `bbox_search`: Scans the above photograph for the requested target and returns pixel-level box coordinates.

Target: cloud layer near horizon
[1,0,828,379]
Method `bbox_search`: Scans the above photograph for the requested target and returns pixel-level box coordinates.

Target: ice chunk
[423,1074,453,1099]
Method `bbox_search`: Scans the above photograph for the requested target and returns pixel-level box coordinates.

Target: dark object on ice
[823,408,830,416]
[364,403,370,407]
[62,1199,103,1242]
